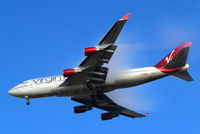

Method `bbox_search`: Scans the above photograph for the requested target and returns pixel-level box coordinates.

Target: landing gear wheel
[26,100,30,105]
[25,96,30,105]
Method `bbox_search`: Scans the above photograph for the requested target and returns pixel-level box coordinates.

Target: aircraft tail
[154,42,193,81]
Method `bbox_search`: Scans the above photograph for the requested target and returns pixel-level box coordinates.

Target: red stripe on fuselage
[157,67,182,73]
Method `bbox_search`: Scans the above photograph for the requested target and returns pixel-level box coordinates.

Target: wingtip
[120,14,131,20]
[144,113,149,117]
[187,42,192,46]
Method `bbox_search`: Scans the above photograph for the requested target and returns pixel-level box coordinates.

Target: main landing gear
[25,96,30,105]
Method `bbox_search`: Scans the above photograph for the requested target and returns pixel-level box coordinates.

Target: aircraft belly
[53,84,92,97]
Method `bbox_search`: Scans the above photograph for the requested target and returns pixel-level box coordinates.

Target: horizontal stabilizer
[171,70,193,81]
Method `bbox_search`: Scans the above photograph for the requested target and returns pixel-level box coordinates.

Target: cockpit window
[21,81,28,85]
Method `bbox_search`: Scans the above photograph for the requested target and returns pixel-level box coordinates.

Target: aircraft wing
[79,13,131,67]
[71,93,148,119]
[61,14,130,86]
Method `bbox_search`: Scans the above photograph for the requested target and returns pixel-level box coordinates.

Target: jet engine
[63,69,81,77]
[101,112,119,120]
[84,47,104,56]
[74,105,92,114]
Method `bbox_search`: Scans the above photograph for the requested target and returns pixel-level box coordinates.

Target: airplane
[8,14,193,120]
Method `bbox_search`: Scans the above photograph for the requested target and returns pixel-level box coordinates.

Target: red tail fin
[155,42,192,69]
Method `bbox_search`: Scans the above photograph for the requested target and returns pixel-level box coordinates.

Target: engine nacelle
[74,105,92,114]
[84,47,97,56]
[101,112,119,120]
[84,47,104,56]
[63,69,81,77]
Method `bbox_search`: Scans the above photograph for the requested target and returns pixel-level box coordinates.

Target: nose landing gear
[25,96,30,105]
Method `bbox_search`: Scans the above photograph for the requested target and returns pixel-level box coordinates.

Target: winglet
[144,113,149,117]
[120,14,131,20]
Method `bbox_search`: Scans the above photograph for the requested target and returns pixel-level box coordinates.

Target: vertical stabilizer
[155,42,193,81]
[155,42,192,69]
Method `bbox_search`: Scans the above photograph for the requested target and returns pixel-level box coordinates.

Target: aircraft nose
[8,89,16,96]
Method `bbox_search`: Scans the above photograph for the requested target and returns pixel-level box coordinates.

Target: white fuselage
[8,65,189,99]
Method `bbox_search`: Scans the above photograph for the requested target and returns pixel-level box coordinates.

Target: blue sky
[1,0,200,134]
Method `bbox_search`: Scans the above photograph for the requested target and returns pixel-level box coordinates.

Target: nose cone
[8,89,17,96]
[8,88,25,98]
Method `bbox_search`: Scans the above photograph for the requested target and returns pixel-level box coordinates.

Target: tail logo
[165,50,175,63]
